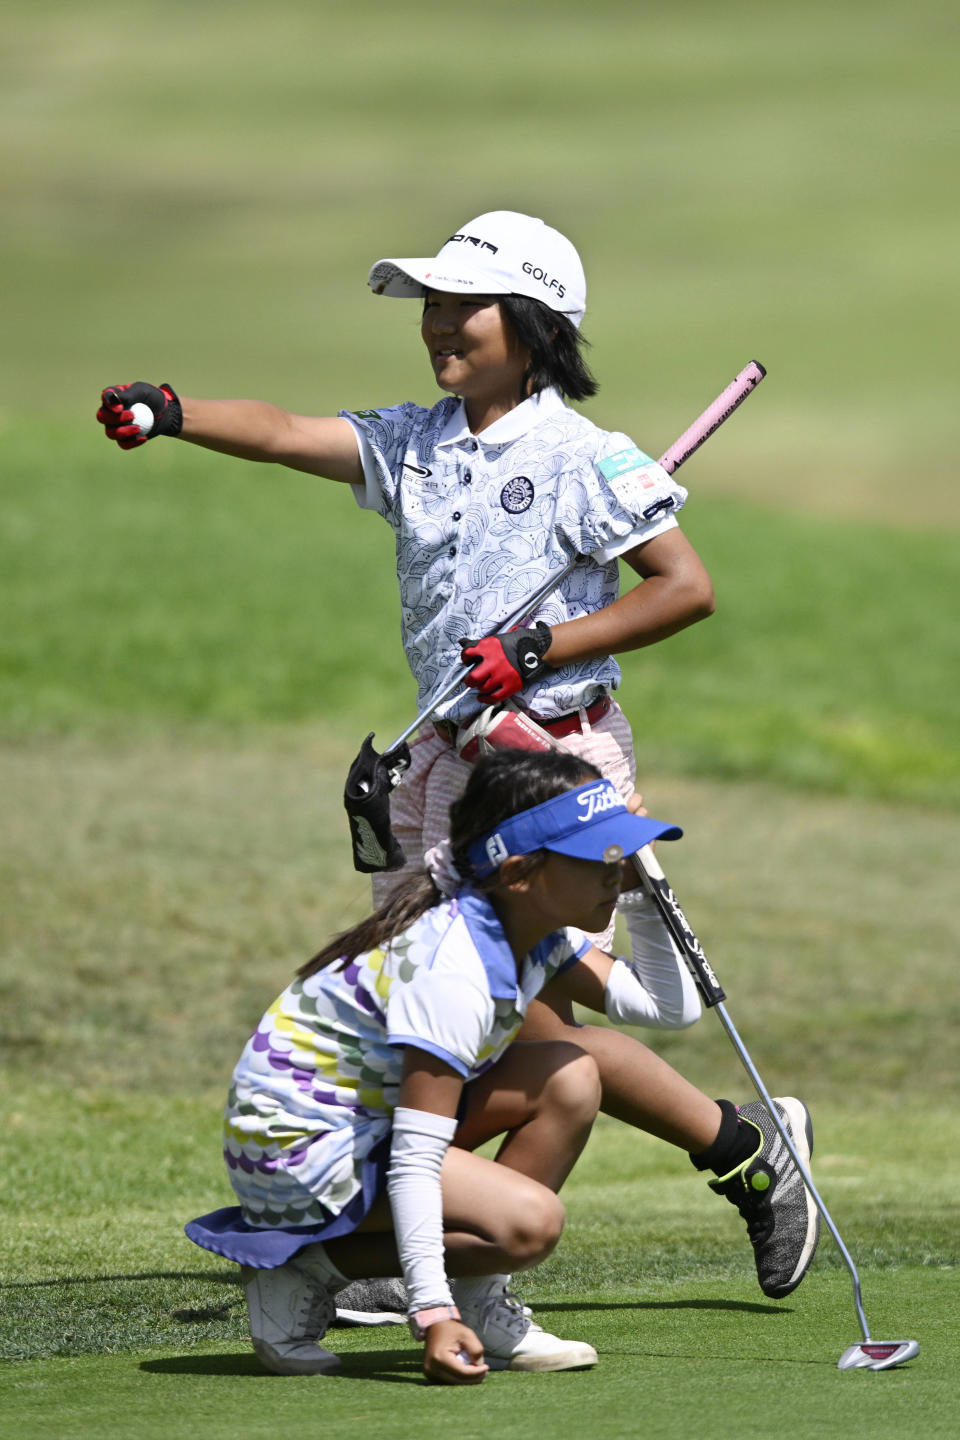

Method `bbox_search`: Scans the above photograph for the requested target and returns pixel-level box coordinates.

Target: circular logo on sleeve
[500,476,534,513]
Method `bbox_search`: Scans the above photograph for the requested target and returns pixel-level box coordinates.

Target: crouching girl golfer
[185,749,686,1383]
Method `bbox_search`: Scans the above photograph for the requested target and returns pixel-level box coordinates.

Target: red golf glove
[460,622,553,702]
[96,382,183,450]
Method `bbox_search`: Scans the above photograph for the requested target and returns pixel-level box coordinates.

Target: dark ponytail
[298,748,600,977]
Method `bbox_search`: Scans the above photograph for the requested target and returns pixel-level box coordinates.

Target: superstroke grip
[632,845,727,1007]
[659,361,766,475]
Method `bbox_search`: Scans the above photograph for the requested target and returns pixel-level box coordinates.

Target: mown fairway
[1,2,958,1436]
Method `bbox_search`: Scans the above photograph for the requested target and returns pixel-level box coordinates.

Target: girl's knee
[505,1187,567,1268]
[543,1044,602,1124]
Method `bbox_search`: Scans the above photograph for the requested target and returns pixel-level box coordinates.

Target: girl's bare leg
[454,1039,601,1188]
[325,1040,600,1279]
[518,990,723,1150]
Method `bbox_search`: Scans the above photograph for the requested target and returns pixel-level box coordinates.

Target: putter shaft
[712,999,870,1342]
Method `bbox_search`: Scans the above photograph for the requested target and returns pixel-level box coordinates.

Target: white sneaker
[453,1278,597,1373]
[242,1253,342,1375]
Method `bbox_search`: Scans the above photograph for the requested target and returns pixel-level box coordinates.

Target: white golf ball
[129,401,154,435]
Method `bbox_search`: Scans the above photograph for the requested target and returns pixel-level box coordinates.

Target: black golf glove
[96,382,183,450]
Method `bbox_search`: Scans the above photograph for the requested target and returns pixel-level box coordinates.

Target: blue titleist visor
[467,778,682,878]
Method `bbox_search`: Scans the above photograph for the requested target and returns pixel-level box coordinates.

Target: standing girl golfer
[95,208,713,857]
[185,749,690,1382]
[99,211,819,1306]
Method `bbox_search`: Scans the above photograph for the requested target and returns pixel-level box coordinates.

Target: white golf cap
[368,210,587,327]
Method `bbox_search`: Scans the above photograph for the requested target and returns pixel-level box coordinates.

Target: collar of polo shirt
[436,388,567,449]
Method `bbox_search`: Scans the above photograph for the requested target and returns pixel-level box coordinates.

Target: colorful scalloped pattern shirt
[223,888,589,1227]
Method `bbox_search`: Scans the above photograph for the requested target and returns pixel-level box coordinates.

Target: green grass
[2,0,959,1433]
[6,1089,957,1359]
[3,1092,957,1435]
[4,1281,955,1440]
[3,0,959,470]
[622,498,960,807]
[3,740,959,1101]
[3,432,959,805]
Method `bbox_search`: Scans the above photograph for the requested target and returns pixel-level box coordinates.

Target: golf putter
[632,843,920,1372]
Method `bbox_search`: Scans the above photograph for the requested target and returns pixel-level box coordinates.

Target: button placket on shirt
[449,442,481,557]
[381,393,636,727]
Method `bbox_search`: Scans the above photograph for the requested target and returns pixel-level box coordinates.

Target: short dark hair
[499,294,599,403]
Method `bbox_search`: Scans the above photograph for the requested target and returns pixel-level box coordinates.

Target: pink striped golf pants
[371,700,637,949]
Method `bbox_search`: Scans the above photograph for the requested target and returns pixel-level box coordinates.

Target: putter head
[838,1340,919,1371]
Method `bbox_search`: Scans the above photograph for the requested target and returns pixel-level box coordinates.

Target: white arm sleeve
[604,890,701,1029]
[387,1106,459,1313]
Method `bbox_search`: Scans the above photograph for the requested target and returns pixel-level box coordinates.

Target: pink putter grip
[658,361,766,475]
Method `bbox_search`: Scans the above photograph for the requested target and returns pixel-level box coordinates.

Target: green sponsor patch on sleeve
[353,409,382,419]
[597,445,654,480]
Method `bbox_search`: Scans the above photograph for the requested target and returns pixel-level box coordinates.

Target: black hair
[447,748,599,880]
[498,294,599,403]
[298,748,600,977]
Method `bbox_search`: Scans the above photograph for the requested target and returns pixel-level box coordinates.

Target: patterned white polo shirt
[340,388,688,725]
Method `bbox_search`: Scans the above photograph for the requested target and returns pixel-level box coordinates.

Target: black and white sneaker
[710,1097,820,1298]
[332,1275,537,1329]
[333,1277,408,1327]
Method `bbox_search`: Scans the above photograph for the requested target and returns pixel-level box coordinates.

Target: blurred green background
[3,0,959,791]
[1,0,959,1412]
[3,0,959,1140]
